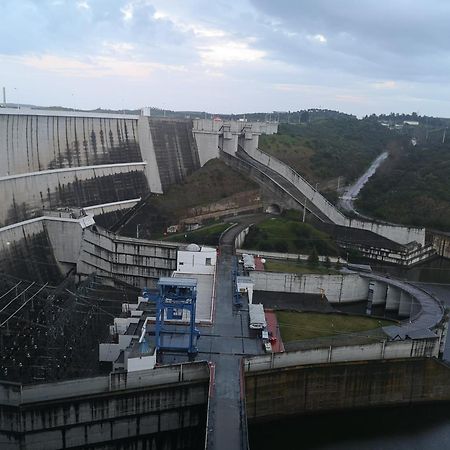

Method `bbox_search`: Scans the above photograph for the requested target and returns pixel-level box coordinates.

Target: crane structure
[155,277,200,355]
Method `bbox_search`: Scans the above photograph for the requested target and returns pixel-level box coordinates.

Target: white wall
[176,248,217,274]
[127,354,157,372]
[249,271,369,303]
[193,132,220,166]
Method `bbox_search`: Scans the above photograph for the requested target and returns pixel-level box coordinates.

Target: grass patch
[265,259,339,275]
[163,222,229,246]
[276,311,393,342]
[244,215,338,255]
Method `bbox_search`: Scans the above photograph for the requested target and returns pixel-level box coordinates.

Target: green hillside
[259,118,392,200]
[357,138,450,231]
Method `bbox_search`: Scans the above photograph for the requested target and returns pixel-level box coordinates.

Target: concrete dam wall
[0,110,154,227]
[245,358,450,422]
[0,218,62,283]
[0,110,216,229]
[0,164,149,227]
[148,118,201,190]
[0,109,276,281]
[0,113,142,176]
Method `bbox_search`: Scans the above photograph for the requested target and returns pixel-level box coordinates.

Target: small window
[205,258,212,266]
[179,262,184,265]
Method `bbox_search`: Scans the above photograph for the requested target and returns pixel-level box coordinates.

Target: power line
[0,282,36,314]
[0,281,22,301]
[0,283,48,327]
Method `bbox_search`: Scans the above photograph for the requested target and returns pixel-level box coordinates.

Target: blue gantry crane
[154,277,200,355]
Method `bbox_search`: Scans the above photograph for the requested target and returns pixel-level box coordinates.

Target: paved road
[203,215,267,450]
[339,151,388,215]
[412,282,450,359]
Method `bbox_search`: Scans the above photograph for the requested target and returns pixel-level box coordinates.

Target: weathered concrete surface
[0,112,142,176]
[0,363,209,450]
[0,110,276,231]
[0,218,62,283]
[430,229,450,259]
[77,227,182,288]
[0,163,149,227]
[245,358,450,422]
[148,118,201,190]
[249,271,369,303]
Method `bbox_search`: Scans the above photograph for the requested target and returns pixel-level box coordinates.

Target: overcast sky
[1,0,450,116]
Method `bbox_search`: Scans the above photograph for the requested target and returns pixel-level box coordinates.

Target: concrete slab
[173,272,214,323]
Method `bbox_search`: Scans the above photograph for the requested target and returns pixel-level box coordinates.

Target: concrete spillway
[148,118,201,190]
[0,113,143,176]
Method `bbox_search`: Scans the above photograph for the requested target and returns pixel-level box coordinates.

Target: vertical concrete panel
[147,118,200,190]
[385,286,401,312]
[137,116,163,193]
[194,132,220,166]
[372,281,388,305]
[398,291,412,318]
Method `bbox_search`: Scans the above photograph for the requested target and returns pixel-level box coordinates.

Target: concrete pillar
[366,281,375,315]
[385,285,401,313]
[398,291,412,318]
[372,281,388,306]
[239,132,259,155]
[222,133,239,155]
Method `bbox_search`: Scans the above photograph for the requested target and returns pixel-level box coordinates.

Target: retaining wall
[245,358,450,422]
[0,363,210,450]
[249,271,368,303]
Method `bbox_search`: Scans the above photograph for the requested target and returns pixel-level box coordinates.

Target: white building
[176,244,217,275]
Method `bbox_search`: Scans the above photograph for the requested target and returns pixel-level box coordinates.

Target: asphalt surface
[411,282,450,360]
[203,215,267,450]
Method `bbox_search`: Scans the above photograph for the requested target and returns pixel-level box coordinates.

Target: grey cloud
[246,0,450,83]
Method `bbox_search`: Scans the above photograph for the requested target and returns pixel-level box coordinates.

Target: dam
[0,107,449,449]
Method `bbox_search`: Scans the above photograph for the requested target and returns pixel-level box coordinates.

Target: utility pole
[302,197,307,222]
[2,87,5,105]
[443,128,447,144]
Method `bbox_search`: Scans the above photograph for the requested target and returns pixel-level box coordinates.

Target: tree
[307,246,319,267]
